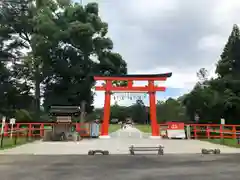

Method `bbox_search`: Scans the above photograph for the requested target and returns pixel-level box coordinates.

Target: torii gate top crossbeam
[93,73,172,92]
[93,73,172,81]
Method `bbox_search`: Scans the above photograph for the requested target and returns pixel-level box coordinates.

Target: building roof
[49,106,81,115]
[92,73,172,78]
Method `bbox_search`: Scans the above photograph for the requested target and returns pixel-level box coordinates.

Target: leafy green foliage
[15,109,33,122]
[157,98,188,123]
[0,14,33,117]
[0,0,127,119]
[32,2,127,112]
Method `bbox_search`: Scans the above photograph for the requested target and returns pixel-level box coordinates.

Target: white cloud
[197,34,226,51]
[132,67,197,89]
[126,0,179,18]
[212,0,240,27]
[90,0,240,108]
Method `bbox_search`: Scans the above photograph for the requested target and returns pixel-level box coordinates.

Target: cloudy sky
[81,0,240,107]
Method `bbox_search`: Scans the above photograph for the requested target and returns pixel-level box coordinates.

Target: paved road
[0,154,240,180]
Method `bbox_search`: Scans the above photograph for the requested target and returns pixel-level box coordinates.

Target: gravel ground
[0,154,240,180]
[1,127,240,180]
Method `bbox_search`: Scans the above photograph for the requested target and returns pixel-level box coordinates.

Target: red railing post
[28,124,32,137]
[40,123,44,137]
[193,125,197,139]
[232,126,237,139]
[4,123,8,137]
[206,126,210,139]
[220,124,223,139]
[76,123,80,132]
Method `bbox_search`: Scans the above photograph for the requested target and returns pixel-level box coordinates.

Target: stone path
[0,126,240,155]
[111,126,146,138]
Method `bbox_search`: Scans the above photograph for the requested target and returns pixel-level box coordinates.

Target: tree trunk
[34,63,41,122]
[80,100,86,123]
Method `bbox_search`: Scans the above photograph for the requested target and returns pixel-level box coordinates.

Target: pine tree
[216,24,240,80]
[215,24,240,123]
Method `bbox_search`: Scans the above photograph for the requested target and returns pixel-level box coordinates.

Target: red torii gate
[93,73,172,138]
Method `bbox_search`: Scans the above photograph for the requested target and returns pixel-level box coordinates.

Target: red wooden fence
[159,123,240,139]
[1,123,91,137]
[1,122,240,139]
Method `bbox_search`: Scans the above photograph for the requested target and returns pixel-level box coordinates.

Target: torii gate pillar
[93,73,172,138]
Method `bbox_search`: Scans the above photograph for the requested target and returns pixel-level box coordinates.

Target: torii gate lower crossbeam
[93,73,172,138]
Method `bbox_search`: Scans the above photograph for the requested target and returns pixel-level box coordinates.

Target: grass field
[135,124,168,133]
[0,137,32,150]
[108,124,153,133]
[135,124,152,133]
[108,124,121,133]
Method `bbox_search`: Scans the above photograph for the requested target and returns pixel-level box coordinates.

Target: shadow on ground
[0,154,239,180]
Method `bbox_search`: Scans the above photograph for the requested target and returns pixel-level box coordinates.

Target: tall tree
[31,2,127,112]
[216,24,240,80]
[157,98,187,123]
[0,25,33,117]
[197,68,209,84]
[215,24,240,123]
[128,100,148,124]
[0,0,55,120]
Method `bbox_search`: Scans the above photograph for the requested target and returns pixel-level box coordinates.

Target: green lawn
[135,124,152,133]
[108,124,121,133]
[134,124,240,148]
[108,124,156,133]
[0,137,32,150]
[203,138,240,148]
[135,124,168,134]
[108,124,153,133]
[108,124,154,133]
